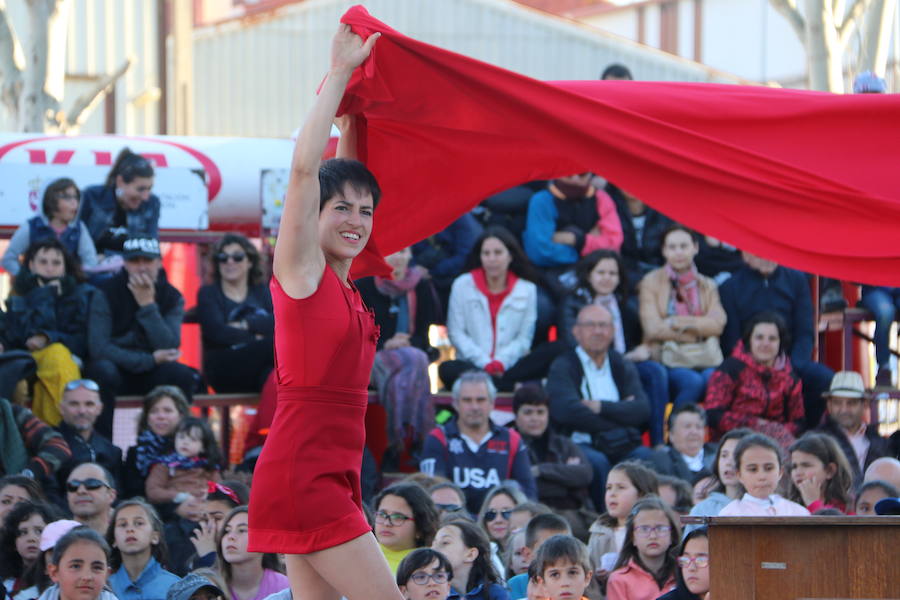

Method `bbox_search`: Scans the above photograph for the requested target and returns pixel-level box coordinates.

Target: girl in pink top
[718,433,810,516]
[218,507,289,600]
[606,497,679,600]
[787,432,854,514]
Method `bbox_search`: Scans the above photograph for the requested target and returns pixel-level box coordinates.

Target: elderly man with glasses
[55,379,123,493]
[546,303,653,512]
[66,461,117,534]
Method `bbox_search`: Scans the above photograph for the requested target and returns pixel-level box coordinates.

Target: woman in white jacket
[439,226,562,391]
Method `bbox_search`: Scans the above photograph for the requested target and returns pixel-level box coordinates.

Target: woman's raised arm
[273,25,379,298]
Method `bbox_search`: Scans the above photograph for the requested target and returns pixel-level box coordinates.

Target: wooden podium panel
[693,516,900,600]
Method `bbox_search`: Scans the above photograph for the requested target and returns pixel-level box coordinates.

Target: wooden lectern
[686,516,900,599]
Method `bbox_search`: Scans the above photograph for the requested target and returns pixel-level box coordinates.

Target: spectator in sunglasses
[477,485,525,550]
[196,233,273,395]
[373,483,440,574]
[55,379,122,494]
[65,462,117,535]
[429,482,469,519]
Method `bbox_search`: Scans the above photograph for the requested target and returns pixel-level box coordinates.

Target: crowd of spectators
[2,76,900,600]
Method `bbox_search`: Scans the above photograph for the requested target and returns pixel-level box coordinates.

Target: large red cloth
[340,6,900,285]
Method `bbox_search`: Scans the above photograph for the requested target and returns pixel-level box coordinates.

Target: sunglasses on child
[484,509,512,522]
[67,478,110,493]
[216,252,246,264]
[435,503,463,513]
[409,571,450,585]
[64,379,100,392]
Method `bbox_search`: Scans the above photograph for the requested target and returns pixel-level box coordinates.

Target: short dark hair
[600,63,633,80]
[67,461,117,490]
[734,433,783,471]
[374,483,441,547]
[175,416,223,468]
[106,148,154,188]
[22,238,84,282]
[51,527,110,567]
[524,513,571,549]
[212,233,265,286]
[428,481,467,507]
[318,158,381,211]
[661,223,699,246]
[528,534,592,581]
[857,480,899,499]
[513,383,549,415]
[0,501,60,579]
[741,311,791,356]
[667,403,707,433]
[396,548,454,587]
[41,177,79,219]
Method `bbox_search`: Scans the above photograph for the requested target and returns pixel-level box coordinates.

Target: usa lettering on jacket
[452,466,501,489]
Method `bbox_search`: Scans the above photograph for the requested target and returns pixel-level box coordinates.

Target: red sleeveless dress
[248,266,379,553]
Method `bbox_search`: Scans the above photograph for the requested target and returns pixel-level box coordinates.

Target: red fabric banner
[340,6,900,285]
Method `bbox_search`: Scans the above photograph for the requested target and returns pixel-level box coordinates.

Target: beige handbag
[660,337,724,369]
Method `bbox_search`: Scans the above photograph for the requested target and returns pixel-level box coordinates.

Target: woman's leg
[205,339,275,393]
[635,360,669,446]
[667,366,705,407]
[860,286,895,369]
[293,532,404,600]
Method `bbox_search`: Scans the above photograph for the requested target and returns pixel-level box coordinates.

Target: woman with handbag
[703,312,804,448]
[638,225,726,438]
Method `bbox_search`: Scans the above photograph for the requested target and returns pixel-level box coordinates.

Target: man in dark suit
[651,403,717,485]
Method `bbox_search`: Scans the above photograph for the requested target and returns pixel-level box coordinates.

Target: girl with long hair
[440,226,562,391]
[430,520,509,600]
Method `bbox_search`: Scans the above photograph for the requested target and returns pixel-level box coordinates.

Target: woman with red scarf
[439,226,561,391]
[638,225,727,438]
[357,247,439,470]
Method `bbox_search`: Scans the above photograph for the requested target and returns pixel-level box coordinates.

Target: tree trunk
[805,0,845,91]
[19,0,70,132]
[859,0,896,75]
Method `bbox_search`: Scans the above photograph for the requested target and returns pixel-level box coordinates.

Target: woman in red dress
[247,25,403,600]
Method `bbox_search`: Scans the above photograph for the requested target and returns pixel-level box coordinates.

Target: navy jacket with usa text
[419,418,537,514]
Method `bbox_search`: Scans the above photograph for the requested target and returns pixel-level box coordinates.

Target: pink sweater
[718,493,810,516]
[606,559,675,600]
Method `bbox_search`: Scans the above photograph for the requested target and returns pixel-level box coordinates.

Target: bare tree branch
[769,0,808,43]
[833,0,847,25]
[0,0,25,122]
[61,57,132,132]
[839,0,875,46]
